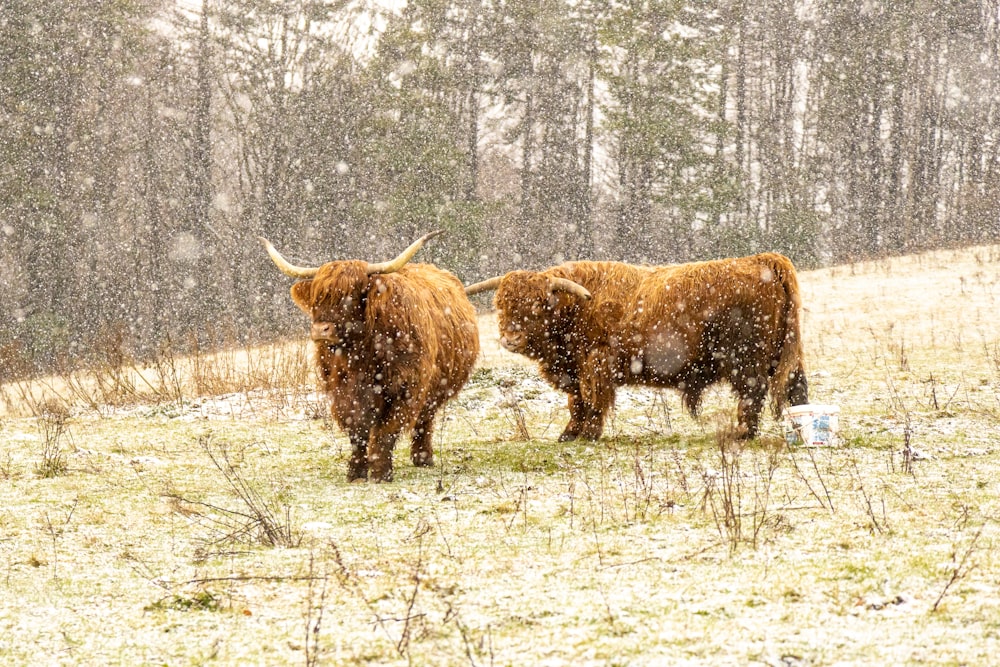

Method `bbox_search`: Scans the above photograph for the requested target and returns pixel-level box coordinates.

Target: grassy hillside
[2,246,1000,665]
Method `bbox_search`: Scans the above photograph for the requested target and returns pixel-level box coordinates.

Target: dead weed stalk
[34,400,71,478]
[786,445,835,512]
[848,453,889,535]
[303,549,330,667]
[700,423,781,552]
[606,437,671,523]
[498,379,530,441]
[167,433,301,550]
[932,508,990,613]
[41,499,78,580]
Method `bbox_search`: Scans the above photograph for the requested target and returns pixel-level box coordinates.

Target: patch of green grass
[146,590,223,612]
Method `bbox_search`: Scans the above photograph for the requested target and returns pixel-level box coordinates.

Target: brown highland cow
[468,253,808,440]
[467,261,653,441]
[262,231,479,482]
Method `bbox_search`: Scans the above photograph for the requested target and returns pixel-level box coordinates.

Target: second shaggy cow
[469,253,808,440]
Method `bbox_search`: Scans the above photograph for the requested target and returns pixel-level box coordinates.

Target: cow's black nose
[311,322,337,342]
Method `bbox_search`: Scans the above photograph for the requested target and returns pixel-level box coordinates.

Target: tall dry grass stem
[34,400,70,478]
[931,510,988,613]
[41,499,77,580]
[167,433,301,550]
[498,378,530,441]
[303,549,330,667]
[698,421,784,552]
[786,445,835,512]
[848,453,889,534]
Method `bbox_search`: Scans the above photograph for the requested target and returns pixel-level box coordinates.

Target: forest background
[2,0,999,376]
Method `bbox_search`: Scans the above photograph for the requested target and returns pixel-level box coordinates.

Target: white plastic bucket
[784,404,840,447]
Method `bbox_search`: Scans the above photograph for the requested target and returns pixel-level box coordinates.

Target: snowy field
[2,246,1000,665]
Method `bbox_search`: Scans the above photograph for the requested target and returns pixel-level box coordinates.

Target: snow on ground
[3,245,1000,664]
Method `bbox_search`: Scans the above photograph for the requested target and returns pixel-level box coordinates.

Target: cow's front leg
[368,431,398,482]
[559,393,588,441]
[574,350,616,441]
[576,405,607,441]
[346,431,369,482]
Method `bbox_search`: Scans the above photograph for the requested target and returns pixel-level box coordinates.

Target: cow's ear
[290,280,314,314]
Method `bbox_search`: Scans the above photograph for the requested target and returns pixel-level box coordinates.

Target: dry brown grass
[0,337,315,419]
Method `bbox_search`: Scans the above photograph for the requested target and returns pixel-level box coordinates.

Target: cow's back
[624,254,797,383]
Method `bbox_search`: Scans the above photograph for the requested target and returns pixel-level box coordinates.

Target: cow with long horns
[262,231,479,482]
[467,261,653,441]
[468,253,808,440]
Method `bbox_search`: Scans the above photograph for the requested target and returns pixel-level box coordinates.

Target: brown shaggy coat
[492,261,652,441]
[489,254,807,440]
[291,261,479,481]
[617,252,808,438]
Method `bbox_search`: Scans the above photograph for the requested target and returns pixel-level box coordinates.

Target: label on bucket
[784,404,840,447]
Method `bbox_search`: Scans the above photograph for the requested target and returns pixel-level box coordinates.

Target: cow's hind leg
[680,380,707,418]
[787,365,809,406]
[735,375,768,439]
[410,410,436,468]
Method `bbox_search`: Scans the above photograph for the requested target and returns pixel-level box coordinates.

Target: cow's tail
[767,253,808,416]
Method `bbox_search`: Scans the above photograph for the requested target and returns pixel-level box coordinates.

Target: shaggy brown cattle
[468,253,807,440]
[262,231,479,482]
[617,253,808,438]
[466,261,653,441]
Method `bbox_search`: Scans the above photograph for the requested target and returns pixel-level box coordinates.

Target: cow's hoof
[411,452,434,467]
[370,462,394,482]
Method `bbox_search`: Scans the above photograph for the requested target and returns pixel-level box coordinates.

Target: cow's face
[494,272,579,358]
[290,262,369,351]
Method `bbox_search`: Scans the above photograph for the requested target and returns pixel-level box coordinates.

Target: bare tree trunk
[581,40,596,257]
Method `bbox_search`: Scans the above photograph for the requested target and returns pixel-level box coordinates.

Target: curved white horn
[465,276,504,295]
[366,229,444,275]
[548,277,592,300]
[259,237,320,279]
